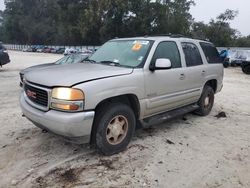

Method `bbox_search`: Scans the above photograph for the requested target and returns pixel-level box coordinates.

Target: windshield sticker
[138,56,143,61]
[113,59,119,63]
[132,43,142,51]
[133,40,149,45]
[140,41,149,45]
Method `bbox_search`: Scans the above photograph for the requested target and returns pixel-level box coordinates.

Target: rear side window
[181,42,203,67]
[152,41,181,68]
[200,42,222,63]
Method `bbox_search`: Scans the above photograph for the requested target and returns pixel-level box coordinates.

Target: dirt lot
[0,51,250,188]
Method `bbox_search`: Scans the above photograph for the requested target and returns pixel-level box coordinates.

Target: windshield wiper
[83,59,97,63]
[99,61,121,66]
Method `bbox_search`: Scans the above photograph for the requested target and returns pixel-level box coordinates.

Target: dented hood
[25,63,133,87]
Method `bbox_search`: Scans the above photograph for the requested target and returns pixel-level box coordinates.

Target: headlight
[51,88,85,112]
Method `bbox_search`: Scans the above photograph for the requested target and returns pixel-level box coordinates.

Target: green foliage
[0,0,194,45]
[234,35,250,47]
[0,1,249,47]
[191,9,243,47]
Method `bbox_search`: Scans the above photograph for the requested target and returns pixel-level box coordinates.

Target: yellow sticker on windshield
[132,43,142,51]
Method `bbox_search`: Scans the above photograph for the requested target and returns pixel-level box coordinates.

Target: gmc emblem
[26,90,37,99]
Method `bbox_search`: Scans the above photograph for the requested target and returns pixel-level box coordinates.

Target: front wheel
[195,85,214,116]
[93,103,136,155]
[242,65,250,75]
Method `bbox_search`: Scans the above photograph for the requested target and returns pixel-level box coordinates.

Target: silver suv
[20,36,224,155]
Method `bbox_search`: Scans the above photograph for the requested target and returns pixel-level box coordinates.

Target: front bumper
[20,93,95,143]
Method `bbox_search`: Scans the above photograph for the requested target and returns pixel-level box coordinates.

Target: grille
[24,83,48,107]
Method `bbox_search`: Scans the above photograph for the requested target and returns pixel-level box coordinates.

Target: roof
[112,34,211,44]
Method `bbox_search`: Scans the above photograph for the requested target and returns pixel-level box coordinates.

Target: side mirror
[152,58,172,71]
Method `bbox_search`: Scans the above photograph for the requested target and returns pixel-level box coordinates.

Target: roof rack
[144,33,185,38]
[144,34,210,42]
[191,37,210,42]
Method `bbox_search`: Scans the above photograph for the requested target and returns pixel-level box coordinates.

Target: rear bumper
[20,93,95,143]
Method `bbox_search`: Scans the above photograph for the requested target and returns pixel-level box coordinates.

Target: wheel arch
[90,94,140,144]
[204,79,217,93]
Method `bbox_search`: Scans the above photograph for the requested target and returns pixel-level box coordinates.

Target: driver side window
[151,41,181,68]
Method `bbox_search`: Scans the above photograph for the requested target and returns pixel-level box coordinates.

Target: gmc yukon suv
[20,36,223,155]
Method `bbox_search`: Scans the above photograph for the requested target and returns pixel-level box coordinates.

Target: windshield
[55,54,87,65]
[88,40,153,68]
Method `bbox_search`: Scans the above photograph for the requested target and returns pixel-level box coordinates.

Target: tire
[223,62,229,68]
[93,103,136,155]
[231,62,236,67]
[242,65,250,75]
[242,65,246,74]
[195,85,214,116]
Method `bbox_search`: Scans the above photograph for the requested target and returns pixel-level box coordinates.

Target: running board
[140,104,199,128]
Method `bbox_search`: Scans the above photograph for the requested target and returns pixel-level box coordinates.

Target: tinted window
[182,42,203,67]
[200,42,222,63]
[152,41,181,68]
[0,43,3,50]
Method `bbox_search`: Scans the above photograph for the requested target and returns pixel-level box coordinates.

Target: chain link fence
[4,44,100,51]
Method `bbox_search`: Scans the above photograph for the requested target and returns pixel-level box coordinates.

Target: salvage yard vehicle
[20,36,224,155]
[241,61,250,74]
[228,50,250,67]
[50,47,66,54]
[64,48,79,55]
[19,53,90,87]
[0,42,10,67]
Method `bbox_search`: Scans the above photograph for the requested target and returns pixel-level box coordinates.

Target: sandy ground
[0,51,250,188]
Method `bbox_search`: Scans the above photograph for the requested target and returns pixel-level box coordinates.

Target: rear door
[199,42,224,92]
[179,42,206,101]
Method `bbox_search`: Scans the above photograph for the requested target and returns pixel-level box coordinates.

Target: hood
[20,63,55,75]
[25,63,133,87]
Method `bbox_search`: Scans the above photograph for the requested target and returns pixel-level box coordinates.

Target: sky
[190,0,250,36]
[0,0,249,36]
[0,0,4,11]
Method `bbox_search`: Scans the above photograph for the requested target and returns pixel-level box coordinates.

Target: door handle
[201,70,206,76]
[180,73,185,80]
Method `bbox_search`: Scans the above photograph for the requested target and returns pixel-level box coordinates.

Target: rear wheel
[93,103,136,155]
[223,61,229,68]
[223,59,229,68]
[242,65,250,74]
[195,85,214,116]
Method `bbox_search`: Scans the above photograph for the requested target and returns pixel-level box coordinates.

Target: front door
[144,41,190,117]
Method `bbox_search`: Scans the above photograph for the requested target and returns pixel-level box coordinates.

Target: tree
[0,10,4,41]
[191,9,239,46]
[1,1,249,47]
